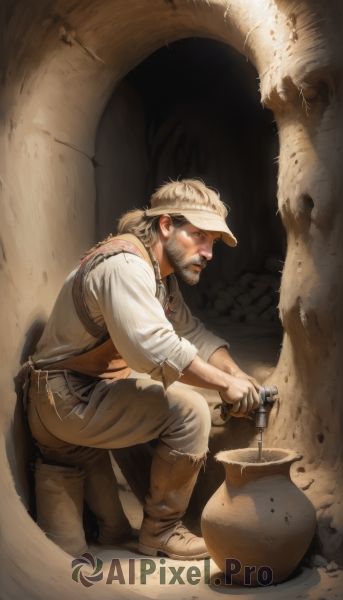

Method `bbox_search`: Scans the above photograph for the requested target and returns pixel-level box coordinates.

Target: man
[27,179,260,560]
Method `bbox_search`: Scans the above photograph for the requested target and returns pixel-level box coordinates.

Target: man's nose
[199,241,213,261]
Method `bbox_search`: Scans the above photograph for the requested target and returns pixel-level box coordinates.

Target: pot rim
[215,447,302,468]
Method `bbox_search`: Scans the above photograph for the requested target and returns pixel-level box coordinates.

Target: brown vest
[46,234,154,379]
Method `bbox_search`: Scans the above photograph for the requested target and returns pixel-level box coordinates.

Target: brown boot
[138,442,209,560]
[35,460,88,557]
[41,446,132,545]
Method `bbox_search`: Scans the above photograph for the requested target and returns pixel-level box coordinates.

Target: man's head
[117,179,237,284]
[146,179,237,248]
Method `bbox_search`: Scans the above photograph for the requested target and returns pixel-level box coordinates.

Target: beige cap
[145,179,237,247]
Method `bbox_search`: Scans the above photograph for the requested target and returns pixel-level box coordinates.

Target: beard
[165,233,207,285]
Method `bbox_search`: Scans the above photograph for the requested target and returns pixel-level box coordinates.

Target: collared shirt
[33,252,229,388]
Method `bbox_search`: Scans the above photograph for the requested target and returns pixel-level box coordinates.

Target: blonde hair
[117,179,225,247]
[150,179,228,219]
[117,210,161,248]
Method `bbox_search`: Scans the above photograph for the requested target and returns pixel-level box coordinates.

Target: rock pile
[198,258,282,325]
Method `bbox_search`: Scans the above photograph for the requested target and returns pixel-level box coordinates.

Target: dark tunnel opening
[95,38,285,322]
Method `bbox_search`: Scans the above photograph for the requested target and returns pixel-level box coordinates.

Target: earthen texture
[1,1,342,598]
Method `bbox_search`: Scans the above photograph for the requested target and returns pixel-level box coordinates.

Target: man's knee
[166,385,211,437]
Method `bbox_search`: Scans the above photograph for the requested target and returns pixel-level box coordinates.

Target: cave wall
[265,63,343,561]
[1,1,342,597]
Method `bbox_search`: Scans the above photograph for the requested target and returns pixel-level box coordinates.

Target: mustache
[188,257,207,268]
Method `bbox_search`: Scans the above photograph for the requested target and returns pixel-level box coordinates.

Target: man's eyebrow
[193,227,221,240]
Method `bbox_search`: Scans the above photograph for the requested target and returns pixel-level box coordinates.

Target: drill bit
[258,428,263,461]
[254,386,279,461]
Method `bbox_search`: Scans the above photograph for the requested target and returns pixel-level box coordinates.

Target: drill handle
[219,385,278,423]
[259,385,278,406]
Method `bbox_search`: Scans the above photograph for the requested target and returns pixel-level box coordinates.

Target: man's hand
[208,348,261,416]
[181,354,260,418]
[220,374,260,418]
[229,368,261,394]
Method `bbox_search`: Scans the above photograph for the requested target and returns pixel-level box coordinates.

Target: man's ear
[158,215,174,240]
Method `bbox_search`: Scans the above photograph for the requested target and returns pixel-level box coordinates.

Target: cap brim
[145,207,237,247]
[185,211,237,247]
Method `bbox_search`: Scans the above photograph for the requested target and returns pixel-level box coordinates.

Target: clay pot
[201,448,316,586]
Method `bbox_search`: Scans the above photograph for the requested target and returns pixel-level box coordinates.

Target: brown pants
[27,369,211,459]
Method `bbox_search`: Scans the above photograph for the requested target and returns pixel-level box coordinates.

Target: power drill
[220,385,278,460]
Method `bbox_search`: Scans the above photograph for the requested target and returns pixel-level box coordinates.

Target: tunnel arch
[1,1,342,598]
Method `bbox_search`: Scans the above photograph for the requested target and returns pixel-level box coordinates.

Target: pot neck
[216,449,302,487]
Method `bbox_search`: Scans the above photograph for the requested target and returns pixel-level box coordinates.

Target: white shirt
[34,252,229,388]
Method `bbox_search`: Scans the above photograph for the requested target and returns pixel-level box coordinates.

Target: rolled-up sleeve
[86,255,198,388]
[168,276,230,362]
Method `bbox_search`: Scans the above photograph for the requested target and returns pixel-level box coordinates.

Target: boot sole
[138,541,209,560]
